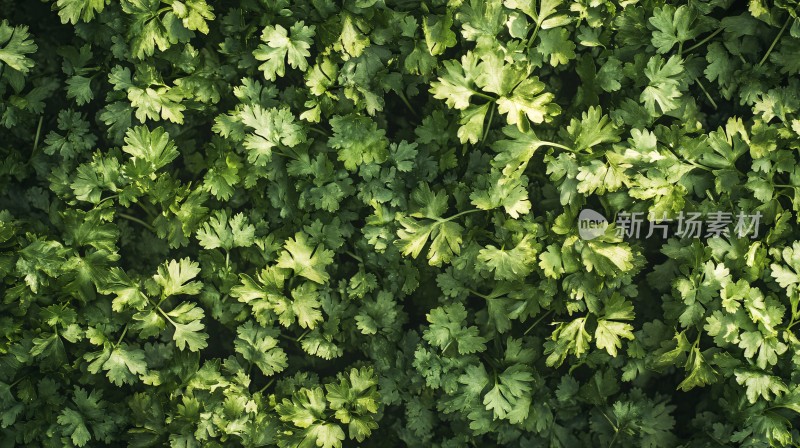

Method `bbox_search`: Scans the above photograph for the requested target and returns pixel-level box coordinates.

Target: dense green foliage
[1,0,800,446]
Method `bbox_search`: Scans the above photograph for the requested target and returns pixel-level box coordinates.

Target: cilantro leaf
[277,232,334,284]
[328,114,389,171]
[235,321,288,376]
[153,258,203,297]
[196,209,255,251]
[641,55,685,116]
[55,0,109,24]
[166,301,208,351]
[254,22,315,81]
[0,20,37,74]
[496,77,560,130]
[478,235,537,281]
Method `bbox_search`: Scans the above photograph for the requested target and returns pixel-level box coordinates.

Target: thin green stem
[472,90,497,102]
[114,324,129,348]
[759,15,792,67]
[156,305,177,325]
[481,102,495,145]
[308,127,329,138]
[440,209,481,223]
[271,150,294,159]
[685,158,713,172]
[442,339,453,354]
[279,330,309,343]
[480,352,501,373]
[695,78,718,110]
[692,333,701,350]
[8,376,25,388]
[766,405,800,415]
[599,408,618,431]
[257,377,276,394]
[608,430,620,448]
[98,194,119,205]
[786,294,800,330]
[27,116,43,163]
[117,213,156,233]
[665,147,713,172]
[544,141,576,152]
[703,431,728,447]
[137,201,158,219]
[525,22,542,48]
[523,310,553,336]
[684,28,723,54]
[345,250,363,264]
[155,292,171,308]
[296,329,310,342]
[468,288,490,300]
[397,91,417,117]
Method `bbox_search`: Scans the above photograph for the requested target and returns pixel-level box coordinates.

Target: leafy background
[1,0,800,446]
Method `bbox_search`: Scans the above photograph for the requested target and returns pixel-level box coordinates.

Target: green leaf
[277,232,334,284]
[539,244,566,279]
[641,55,684,116]
[122,126,179,172]
[581,240,635,276]
[492,125,567,178]
[677,347,717,391]
[0,20,37,74]
[595,320,634,357]
[470,170,532,218]
[483,365,534,421]
[102,344,148,386]
[563,106,620,152]
[254,22,315,81]
[171,0,215,34]
[595,295,635,357]
[196,209,255,251]
[734,369,788,403]
[545,317,591,367]
[648,5,703,54]
[738,331,788,369]
[430,53,481,110]
[537,28,576,66]
[121,0,177,59]
[66,75,93,105]
[423,303,487,355]
[167,302,208,351]
[57,408,92,446]
[328,114,389,171]
[478,235,538,281]
[395,216,464,267]
[423,14,457,56]
[153,258,203,297]
[234,321,288,376]
[240,105,306,166]
[55,0,109,24]
[291,282,324,329]
[496,77,560,130]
